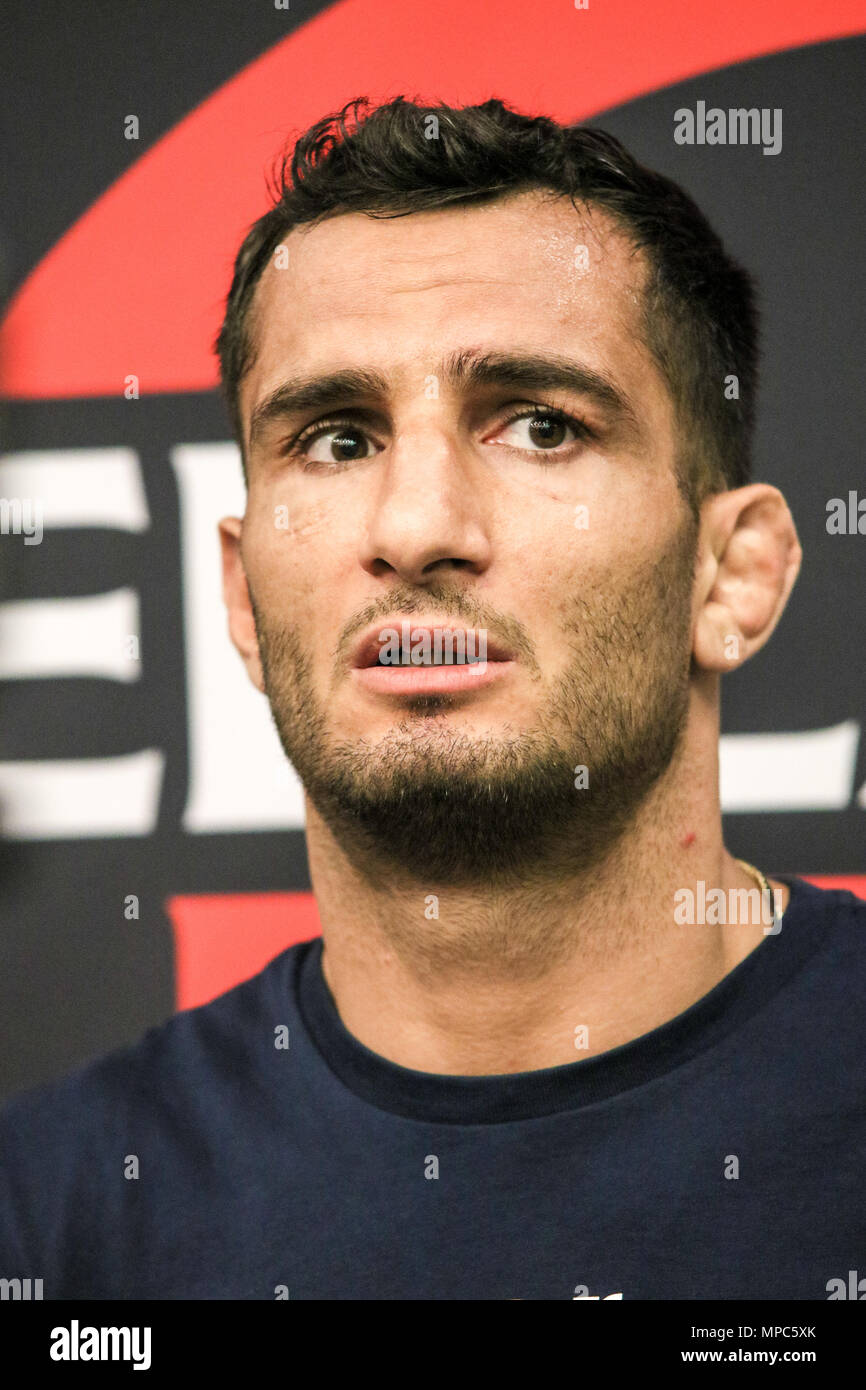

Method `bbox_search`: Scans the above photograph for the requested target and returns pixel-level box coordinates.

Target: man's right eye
[290,421,379,468]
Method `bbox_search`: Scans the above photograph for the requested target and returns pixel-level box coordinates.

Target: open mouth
[352,621,512,669]
[372,649,487,667]
[350,621,515,694]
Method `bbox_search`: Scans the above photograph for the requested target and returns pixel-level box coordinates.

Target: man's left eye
[495,410,588,451]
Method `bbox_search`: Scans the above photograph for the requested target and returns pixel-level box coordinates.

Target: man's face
[227,190,699,884]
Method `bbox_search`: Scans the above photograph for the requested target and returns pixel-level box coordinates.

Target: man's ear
[218,516,265,692]
[692,484,802,673]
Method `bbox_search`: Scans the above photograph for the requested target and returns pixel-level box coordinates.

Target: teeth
[376,656,468,666]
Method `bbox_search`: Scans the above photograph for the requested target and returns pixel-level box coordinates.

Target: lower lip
[352,660,514,695]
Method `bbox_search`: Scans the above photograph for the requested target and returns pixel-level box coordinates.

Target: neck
[303,685,788,1075]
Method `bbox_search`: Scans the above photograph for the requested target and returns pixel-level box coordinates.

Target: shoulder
[776,874,866,1005]
[785,874,866,937]
[0,938,310,1150]
[0,940,312,1278]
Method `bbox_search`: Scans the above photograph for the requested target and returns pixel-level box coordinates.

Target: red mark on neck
[681,831,697,849]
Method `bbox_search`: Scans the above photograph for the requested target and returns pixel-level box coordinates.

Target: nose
[359,425,492,585]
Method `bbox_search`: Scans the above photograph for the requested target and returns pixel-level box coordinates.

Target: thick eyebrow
[444,348,640,432]
[247,348,640,453]
[249,368,388,452]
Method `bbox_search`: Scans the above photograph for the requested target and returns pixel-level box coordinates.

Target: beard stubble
[250,518,699,890]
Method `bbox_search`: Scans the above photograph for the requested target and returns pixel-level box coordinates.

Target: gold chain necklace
[736,858,785,932]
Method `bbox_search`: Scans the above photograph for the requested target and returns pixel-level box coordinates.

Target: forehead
[241,190,656,424]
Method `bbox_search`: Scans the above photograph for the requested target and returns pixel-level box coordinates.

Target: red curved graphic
[2,0,864,399]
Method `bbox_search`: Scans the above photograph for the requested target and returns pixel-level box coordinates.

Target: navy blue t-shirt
[1,874,864,1300]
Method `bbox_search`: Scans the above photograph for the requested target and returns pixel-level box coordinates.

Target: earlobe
[693,485,802,674]
[218,516,266,693]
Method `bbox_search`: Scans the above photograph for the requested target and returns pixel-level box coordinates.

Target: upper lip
[350,620,515,668]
